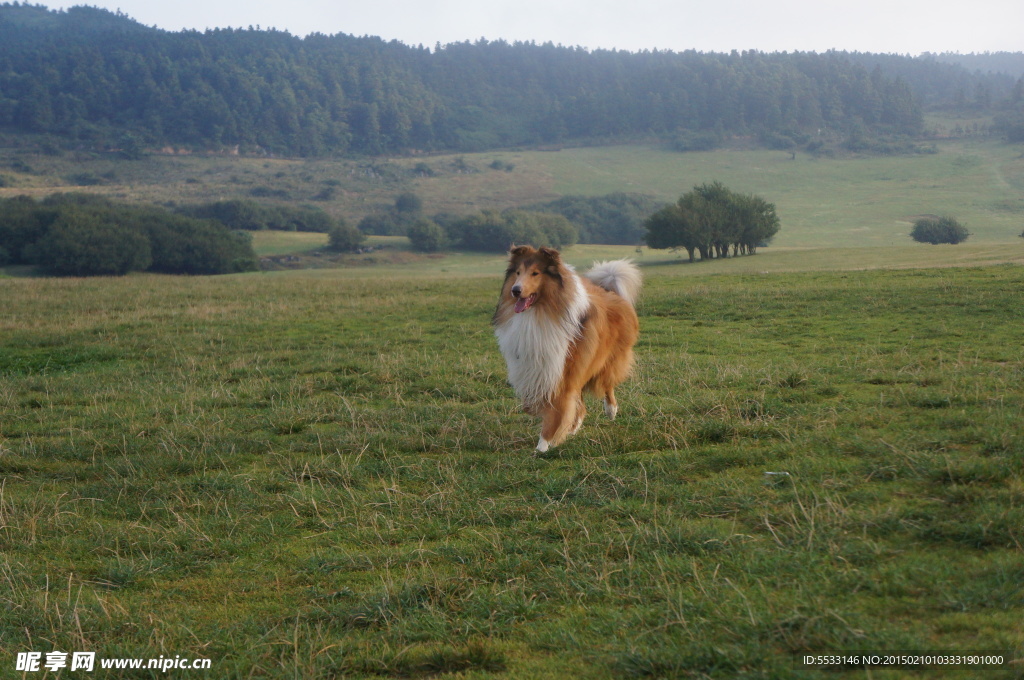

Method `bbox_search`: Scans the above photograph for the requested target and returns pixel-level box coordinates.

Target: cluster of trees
[0,193,258,275]
[354,191,579,252]
[910,216,969,245]
[530,193,665,245]
[994,109,1024,143]
[360,190,661,250]
[7,4,1014,157]
[437,210,577,252]
[644,182,780,261]
[180,199,337,232]
[357,192,427,236]
[175,197,371,253]
[848,52,1022,112]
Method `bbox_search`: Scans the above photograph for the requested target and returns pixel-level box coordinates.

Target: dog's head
[503,245,564,313]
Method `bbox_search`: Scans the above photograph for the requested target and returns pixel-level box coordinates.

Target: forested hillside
[0,3,1021,157]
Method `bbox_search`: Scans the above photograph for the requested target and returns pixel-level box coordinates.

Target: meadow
[1,252,1022,678]
[2,133,1023,249]
[2,131,1024,676]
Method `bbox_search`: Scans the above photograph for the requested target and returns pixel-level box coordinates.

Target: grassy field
[251,230,330,257]
[247,233,1024,278]
[2,131,1023,676]
[2,135,1022,249]
[1,253,1022,677]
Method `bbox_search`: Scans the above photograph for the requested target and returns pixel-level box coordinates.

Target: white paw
[604,401,618,419]
[535,436,550,452]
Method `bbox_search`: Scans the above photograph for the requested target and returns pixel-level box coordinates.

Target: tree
[356,192,425,237]
[394,192,423,214]
[444,209,578,252]
[690,182,733,258]
[452,209,523,252]
[533,193,663,244]
[4,193,257,276]
[357,212,401,236]
[911,216,969,244]
[644,204,700,262]
[519,211,578,249]
[184,200,268,230]
[328,218,365,251]
[407,218,445,252]
[732,193,780,255]
[0,195,57,264]
[35,209,152,276]
[142,211,257,274]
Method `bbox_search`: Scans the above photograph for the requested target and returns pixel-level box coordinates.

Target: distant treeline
[928,52,1024,80]
[529,193,665,245]
[2,4,1020,157]
[356,191,664,251]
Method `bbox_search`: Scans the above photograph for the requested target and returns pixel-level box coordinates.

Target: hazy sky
[42,0,1022,55]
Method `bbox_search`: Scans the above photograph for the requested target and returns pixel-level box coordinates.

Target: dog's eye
[532,272,539,276]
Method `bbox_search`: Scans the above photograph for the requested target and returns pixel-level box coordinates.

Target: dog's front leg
[536,393,579,452]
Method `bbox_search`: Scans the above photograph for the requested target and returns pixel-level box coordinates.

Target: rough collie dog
[493,246,641,452]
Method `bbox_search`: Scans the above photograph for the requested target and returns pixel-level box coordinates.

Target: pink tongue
[514,295,531,313]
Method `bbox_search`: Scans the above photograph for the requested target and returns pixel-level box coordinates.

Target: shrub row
[0,194,258,276]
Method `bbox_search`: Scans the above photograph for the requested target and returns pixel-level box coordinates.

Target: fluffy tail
[584,259,642,306]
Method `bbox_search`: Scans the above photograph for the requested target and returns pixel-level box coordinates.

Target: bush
[532,193,664,244]
[443,209,578,252]
[181,200,335,233]
[671,130,721,152]
[407,219,445,252]
[0,193,258,276]
[182,199,268,230]
[143,211,257,274]
[0,195,57,262]
[357,212,400,235]
[993,111,1024,143]
[328,219,365,252]
[911,216,969,244]
[357,193,425,236]
[280,206,335,233]
[35,209,152,276]
[394,192,423,214]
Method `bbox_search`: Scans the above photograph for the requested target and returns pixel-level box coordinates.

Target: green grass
[3,136,1022,249]
[251,230,329,256]
[527,140,1024,247]
[249,232,1024,279]
[1,257,1022,678]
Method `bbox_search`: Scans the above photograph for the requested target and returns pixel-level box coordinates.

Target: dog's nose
[511,285,522,298]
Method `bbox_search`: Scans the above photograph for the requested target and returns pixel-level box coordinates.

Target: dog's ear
[539,248,563,280]
[538,247,561,264]
[509,245,531,259]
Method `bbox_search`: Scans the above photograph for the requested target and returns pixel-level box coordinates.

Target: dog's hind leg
[603,394,618,420]
[593,375,619,420]
[595,350,632,420]
[570,396,586,434]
